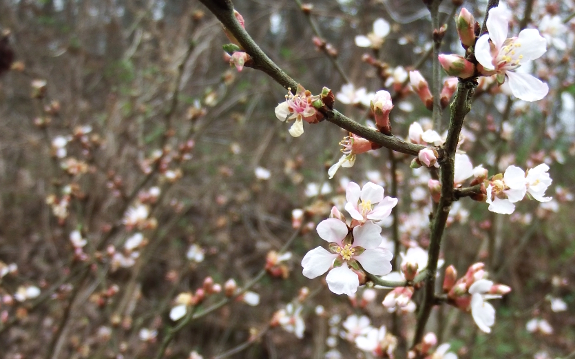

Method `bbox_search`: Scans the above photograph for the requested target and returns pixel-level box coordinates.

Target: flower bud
[230,51,250,72]
[472,165,488,181]
[490,284,512,295]
[370,90,393,135]
[410,158,422,169]
[464,262,485,286]
[408,122,424,144]
[449,281,468,297]
[438,54,475,79]
[224,279,237,297]
[428,179,442,203]
[402,261,419,281]
[203,277,214,293]
[409,71,433,110]
[443,265,458,292]
[292,208,304,229]
[456,8,476,48]
[440,77,458,109]
[421,332,437,354]
[329,206,345,221]
[418,148,439,168]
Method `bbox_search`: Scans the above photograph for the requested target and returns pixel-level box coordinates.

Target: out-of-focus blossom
[526,163,552,202]
[539,15,567,50]
[355,18,390,49]
[355,325,397,357]
[305,182,332,197]
[475,4,548,101]
[187,244,205,263]
[14,285,41,302]
[125,233,144,251]
[255,166,271,180]
[341,315,372,341]
[432,343,459,359]
[548,297,567,312]
[336,84,369,106]
[469,279,500,333]
[69,230,87,248]
[123,203,150,229]
[138,328,158,342]
[526,318,553,335]
[272,303,305,338]
[51,136,69,158]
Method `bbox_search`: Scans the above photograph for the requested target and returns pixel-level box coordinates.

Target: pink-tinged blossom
[341,315,372,341]
[328,134,372,179]
[539,15,567,51]
[475,5,548,102]
[355,325,397,357]
[344,182,398,224]
[526,163,552,202]
[275,87,319,137]
[438,54,475,79]
[469,279,501,333]
[301,218,392,296]
[409,70,433,110]
[355,18,390,49]
[454,153,474,186]
[421,129,443,145]
[408,122,425,144]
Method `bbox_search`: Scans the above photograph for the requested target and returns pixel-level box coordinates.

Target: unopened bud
[31,79,47,99]
[230,51,250,72]
[440,77,459,109]
[370,90,394,135]
[330,206,345,221]
[410,158,422,169]
[443,265,458,292]
[418,148,439,168]
[224,279,237,297]
[421,332,438,354]
[449,281,468,297]
[438,54,475,79]
[291,208,304,229]
[402,261,419,281]
[298,287,310,302]
[456,8,476,48]
[409,71,433,110]
[203,277,214,293]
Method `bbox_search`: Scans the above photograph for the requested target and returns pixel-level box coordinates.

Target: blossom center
[496,39,523,71]
[335,244,355,261]
[359,200,372,216]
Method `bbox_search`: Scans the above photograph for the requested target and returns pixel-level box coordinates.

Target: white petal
[367,197,397,221]
[316,218,348,244]
[355,35,371,47]
[454,154,474,184]
[488,198,515,214]
[475,34,495,70]
[326,265,359,296]
[360,182,384,203]
[170,304,187,321]
[346,182,361,205]
[504,165,526,188]
[275,102,291,121]
[345,202,364,221]
[505,188,526,203]
[301,247,337,278]
[352,222,383,249]
[355,248,393,275]
[328,155,346,179]
[486,5,510,49]
[506,71,549,102]
[421,130,442,145]
[355,328,378,351]
[288,119,305,137]
[373,18,390,38]
[471,294,495,333]
[517,29,547,61]
[469,279,494,294]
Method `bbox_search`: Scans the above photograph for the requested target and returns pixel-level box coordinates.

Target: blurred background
[0,0,573,358]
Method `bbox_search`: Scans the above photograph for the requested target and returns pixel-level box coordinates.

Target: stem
[429,0,442,130]
[411,79,476,349]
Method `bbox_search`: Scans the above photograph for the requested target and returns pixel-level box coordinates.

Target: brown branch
[453,184,483,199]
[197,0,426,157]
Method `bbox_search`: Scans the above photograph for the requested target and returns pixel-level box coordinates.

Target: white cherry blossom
[475,4,548,101]
[526,163,552,202]
[344,182,398,224]
[355,18,390,49]
[301,218,392,296]
[469,279,501,333]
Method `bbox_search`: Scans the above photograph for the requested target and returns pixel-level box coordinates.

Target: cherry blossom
[469,279,501,333]
[525,163,552,202]
[539,15,567,51]
[275,86,319,137]
[341,314,372,341]
[486,165,527,214]
[475,4,548,102]
[432,343,459,359]
[454,153,474,186]
[273,303,305,338]
[355,325,397,357]
[336,83,370,106]
[344,182,398,224]
[355,18,390,49]
[328,133,373,179]
[301,218,392,296]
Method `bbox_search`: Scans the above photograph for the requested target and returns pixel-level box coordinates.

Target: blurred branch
[213,325,271,359]
[453,184,482,199]
[367,269,428,288]
[197,0,426,157]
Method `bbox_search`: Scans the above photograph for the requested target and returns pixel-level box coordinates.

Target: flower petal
[355,248,393,275]
[275,102,291,122]
[355,35,371,47]
[454,154,474,184]
[360,182,384,203]
[345,202,364,221]
[352,222,383,249]
[506,71,549,102]
[301,247,337,278]
[316,218,348,244]
[288,118,305,137]
[486,5,510,49]
[326,265,359,295]
[517,29,547,61]
[328,155,346,179]
[367,197,398,220]
[469,279,494,294]
[170,305,187,321]
[346,182,361,205]
[488,198,515,214]
[475,34,495,70]
[471,293,495,333]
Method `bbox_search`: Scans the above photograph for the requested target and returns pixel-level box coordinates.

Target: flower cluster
[486,163,552,214]
[442,263,511,333]
[301,182,396,295]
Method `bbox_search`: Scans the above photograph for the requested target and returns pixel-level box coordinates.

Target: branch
[367,269,429,288]
[453,184,483,199]
[197,0,426,157]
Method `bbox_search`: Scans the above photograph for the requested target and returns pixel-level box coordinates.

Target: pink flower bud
[464,262,485,286]
[449,282,468,297]
[473,165,488,181]
[230,51,250,72]
[443,265,458,292]
[329,206,345,221]
[292,208,304,229]
[440,77,459,109]
[408,122,424,144]
[421,332,438,354]
[402,261,419,281]
[438,54,475,79]
[428,179,442,203]
[456,8,476,48]
[409,71,433,110]
[370,90,393,135]
[203,277,214,293]
[224,279,237,297]
[418,148,439,168]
